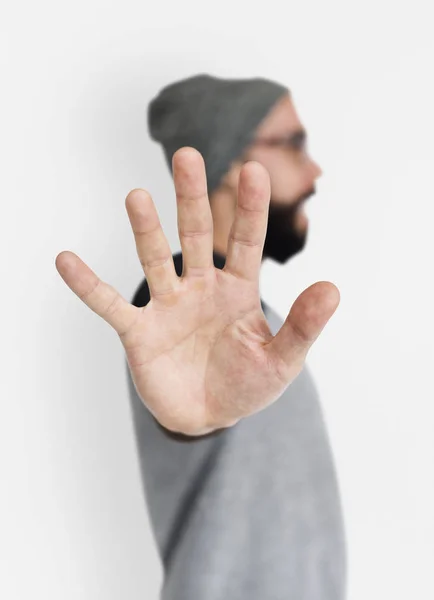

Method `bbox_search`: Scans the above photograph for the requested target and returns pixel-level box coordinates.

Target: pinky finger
[55,251,139,336]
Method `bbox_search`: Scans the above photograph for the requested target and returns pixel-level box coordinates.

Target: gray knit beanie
[147,73,288,196]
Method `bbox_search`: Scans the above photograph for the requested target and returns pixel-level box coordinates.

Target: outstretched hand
[55,147,340,436]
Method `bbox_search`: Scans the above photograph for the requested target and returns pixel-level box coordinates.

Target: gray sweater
[125,251,347,599]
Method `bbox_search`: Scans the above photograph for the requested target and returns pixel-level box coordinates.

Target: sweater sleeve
[124,350,346,600]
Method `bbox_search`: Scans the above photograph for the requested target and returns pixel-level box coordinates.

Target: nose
[310,158,323,179]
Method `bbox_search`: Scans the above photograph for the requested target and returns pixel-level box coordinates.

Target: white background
[1,1,433,598]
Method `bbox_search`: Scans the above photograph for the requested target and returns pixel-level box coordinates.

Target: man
[55,73,346,599]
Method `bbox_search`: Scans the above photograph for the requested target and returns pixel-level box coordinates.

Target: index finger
[223,161,271,282]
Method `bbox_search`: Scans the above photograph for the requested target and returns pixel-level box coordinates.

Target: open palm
[55,147,340,436]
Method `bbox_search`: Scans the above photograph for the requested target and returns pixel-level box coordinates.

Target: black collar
[131,251,267,316]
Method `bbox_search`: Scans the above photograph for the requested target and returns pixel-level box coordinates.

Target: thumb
[265,281,340,374]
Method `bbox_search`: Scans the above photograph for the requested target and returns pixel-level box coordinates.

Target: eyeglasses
[252,130,308,152]
[249,130,310,164]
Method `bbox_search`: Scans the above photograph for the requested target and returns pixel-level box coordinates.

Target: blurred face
[241,93,323,264]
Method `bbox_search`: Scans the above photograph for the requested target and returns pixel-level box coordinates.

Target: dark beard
[262,189,315,264]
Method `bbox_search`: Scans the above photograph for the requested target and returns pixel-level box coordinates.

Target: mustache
[269,187,316,216]
[297,187,316,205]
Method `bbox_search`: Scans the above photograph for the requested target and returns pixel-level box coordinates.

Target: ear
[220,159,244,191]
